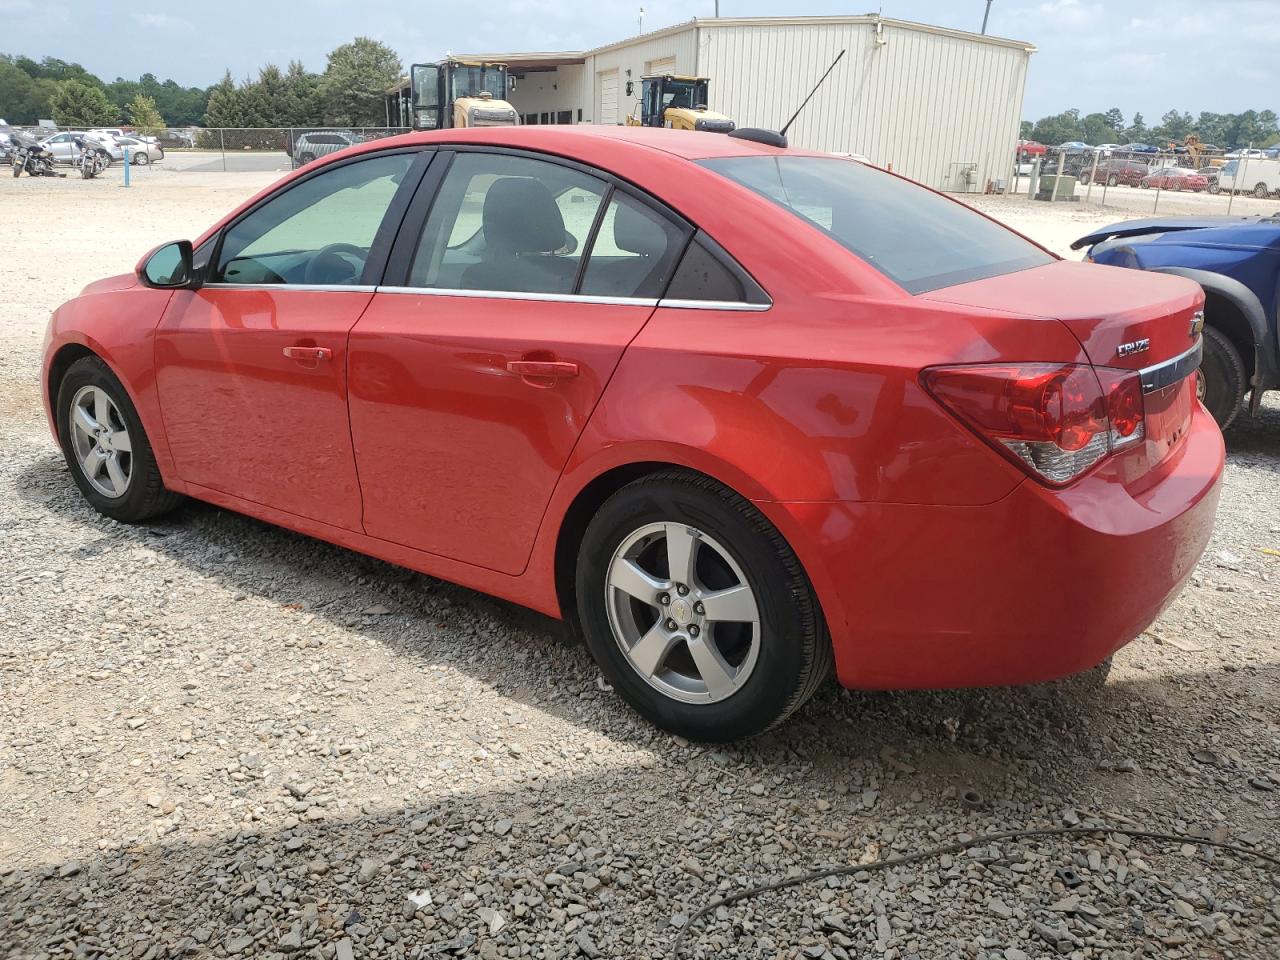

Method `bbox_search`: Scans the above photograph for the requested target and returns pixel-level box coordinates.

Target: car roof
[367,124,799,162]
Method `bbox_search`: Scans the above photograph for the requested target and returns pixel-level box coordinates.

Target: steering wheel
[304,243,368,285]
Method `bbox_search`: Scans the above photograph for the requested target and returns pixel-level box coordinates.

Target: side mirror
[139,240,195,289]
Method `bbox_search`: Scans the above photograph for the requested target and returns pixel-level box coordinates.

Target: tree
[1019,119,1033,139]
[1152,109,1193,144]
[0,57,57,123]
[1103,107,1124,133]
[127,93,165,135]
[1125,112,1149,142]
[49,78,118,126]
[1081,112,1118,145]
[1030,109,1084,146]
[320,37,401,126]
[282,60,323,126]
[203,70,246,128]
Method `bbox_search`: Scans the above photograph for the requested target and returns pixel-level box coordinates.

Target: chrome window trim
[1138,336,1202,395]
[374,285,659,307]
[201,282,380,293]
[657,298,772,312]
[372,285,770,311]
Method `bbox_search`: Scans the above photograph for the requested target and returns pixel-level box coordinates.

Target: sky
[3,0,1277,123]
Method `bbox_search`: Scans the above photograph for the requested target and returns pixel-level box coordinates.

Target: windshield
[451,65,506,100]
[702,156,1054,294]
[662,79,709,110]
[1220,160,1239,176]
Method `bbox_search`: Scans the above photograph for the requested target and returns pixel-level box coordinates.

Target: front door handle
[283,346,332,362]
[506,360,579,379]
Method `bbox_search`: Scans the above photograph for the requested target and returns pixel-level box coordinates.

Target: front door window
[215,153,415,286]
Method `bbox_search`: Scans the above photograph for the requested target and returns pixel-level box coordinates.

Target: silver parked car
[40,132,122,164]
[115,136,164,164]
[291,131,359,167]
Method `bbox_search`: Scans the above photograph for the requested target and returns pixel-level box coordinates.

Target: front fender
[43,287,180,486]
[1149,265,1276,398]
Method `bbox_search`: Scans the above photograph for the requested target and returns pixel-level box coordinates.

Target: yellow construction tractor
[625,74,735,134]
[1179,134,1225,169]
[405,59,520,129]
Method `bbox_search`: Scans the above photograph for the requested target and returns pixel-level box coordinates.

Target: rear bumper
[769,404,1224,689]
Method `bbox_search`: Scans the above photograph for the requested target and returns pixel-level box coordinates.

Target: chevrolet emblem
[1189,310,1205,337]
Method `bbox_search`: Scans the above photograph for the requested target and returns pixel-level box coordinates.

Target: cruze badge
[1189,311,1205,337]
[1116,338,1151,358]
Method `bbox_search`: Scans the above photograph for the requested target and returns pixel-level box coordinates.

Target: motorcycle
[9,131,63,178]
[73,135,110,179]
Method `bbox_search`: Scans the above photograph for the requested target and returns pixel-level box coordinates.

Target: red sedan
[42,126,1223,741]
[1140,167,1210,191]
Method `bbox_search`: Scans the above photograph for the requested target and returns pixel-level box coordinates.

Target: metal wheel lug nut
[659,593,670,606]
[676,584,689,596]
[688,624,700,638]
[694,601,704,615]
[665,619,677,631]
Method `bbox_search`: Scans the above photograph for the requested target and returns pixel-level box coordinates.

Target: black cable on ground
[671,825,1280,958]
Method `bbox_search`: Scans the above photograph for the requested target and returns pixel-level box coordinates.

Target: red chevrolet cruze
[42,126,1223,741]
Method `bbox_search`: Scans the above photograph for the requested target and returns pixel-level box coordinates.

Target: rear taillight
[922,363,1146,486]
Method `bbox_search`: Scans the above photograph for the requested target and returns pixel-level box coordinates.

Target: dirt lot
[1,168,1278,960]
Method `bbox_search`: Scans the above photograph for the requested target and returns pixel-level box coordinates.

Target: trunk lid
[923,260,1205,482]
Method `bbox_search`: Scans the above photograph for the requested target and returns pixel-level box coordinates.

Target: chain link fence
[1006,144,1280,214]
[3,125,412,173]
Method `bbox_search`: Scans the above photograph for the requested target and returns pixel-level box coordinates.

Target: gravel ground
[1,173,1278,960]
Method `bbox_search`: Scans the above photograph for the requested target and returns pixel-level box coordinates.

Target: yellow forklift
[625,74,735,134]
[404,59,520,129]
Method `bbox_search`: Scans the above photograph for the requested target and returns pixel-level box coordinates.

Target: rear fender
[1150,266,1275,408]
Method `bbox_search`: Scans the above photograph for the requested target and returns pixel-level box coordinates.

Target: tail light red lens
[922,363,1146,486]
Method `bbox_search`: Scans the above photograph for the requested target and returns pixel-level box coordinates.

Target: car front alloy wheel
[57,356,183,522]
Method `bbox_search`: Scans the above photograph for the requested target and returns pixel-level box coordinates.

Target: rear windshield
[701,156,1054,294]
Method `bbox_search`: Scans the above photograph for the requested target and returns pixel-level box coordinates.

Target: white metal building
[454,16,1035,191]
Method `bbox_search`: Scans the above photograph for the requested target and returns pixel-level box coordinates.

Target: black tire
[1107,175,1119,187]
[1140,180,1150,189]
[299,152,315,165]
[1255,182,1270,199]
[576,471,832,742]
[132,152,148,165]
[1198,325,1247,430]
[56,356,184,523]
[1208,182,1221,195]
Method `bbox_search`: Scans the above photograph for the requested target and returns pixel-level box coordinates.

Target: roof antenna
[780,48,846,138]
[729,49,846,148]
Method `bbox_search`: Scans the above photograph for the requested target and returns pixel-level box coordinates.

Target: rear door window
[702,156,1054,294]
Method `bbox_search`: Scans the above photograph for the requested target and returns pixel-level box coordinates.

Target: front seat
[461,178,576,294]
[585,201,672,297]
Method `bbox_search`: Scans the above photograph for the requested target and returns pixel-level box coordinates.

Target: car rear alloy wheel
[605,522,760,704]
[577,472,832,742]
[1107,175,1119,187]
[1255,182,1270,199]
[57,356,184,522]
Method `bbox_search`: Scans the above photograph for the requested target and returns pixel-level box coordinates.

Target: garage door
[597,70,618,126]
[647,57,676,76]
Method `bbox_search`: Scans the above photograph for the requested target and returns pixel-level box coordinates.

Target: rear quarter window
[701,156,1054,294]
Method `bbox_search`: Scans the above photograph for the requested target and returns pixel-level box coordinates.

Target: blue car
[1073,215,1280,428]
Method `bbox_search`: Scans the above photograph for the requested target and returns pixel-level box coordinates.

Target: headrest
[483,178,566,255]
[612,201,667,257]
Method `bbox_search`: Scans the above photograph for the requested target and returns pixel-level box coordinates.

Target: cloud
[129,12,195,32]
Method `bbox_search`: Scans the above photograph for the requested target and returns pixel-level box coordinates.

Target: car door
[348,149,689,574]
[155,149,429,530]
[44,133,72,161]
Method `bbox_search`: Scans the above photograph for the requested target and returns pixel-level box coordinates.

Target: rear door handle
[283,346,332,362]
[506,360,579,379]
